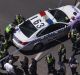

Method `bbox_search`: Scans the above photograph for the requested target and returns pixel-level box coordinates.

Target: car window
[19,20,37,37]
[49,9,70,23]
[38,23,66,36]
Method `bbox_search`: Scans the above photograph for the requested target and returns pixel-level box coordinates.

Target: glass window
[38,23,66,36]
[49,9,70,22]
[19,20,37,37]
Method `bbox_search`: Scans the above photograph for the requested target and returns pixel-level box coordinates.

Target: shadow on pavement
[20,36,68,55]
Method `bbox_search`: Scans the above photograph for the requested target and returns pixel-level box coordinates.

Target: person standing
[68,28,79,54]
[5,23,15,42]
[14,14,25,25]
[29,58,37,75]
[68,28,78,43]
[46,53,55,74]
[20,56,29,75]
[0,37,9,69]
[69,55,79,75]
[4,59,16,75]
[58,44,66,63]
[57,62,66,75]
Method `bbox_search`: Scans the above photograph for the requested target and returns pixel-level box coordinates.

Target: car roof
[28,10,57,30]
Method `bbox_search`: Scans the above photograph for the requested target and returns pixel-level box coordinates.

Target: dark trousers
[71,67,77,75]
[48,64,54,74]
[5,31,10,41]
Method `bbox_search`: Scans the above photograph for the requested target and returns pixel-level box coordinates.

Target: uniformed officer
[5,23,15,42]
[14,14,25,25]
[0,37,9,69]
[68,28,77,44]
[69,55,79,75]
[68,28,79,53]
[57,62,66,75]
[20,56,29,75]
[46,53,55,74]
[58,44,66,63]
[29,58,37,75]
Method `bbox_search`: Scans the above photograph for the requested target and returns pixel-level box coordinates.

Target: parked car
[12,5,80,51]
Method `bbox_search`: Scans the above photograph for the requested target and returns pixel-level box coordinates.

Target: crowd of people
[0,12,80,75]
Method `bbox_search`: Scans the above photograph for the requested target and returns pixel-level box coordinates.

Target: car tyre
[33,43,43,51]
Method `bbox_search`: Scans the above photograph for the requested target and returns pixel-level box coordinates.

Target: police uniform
[68,29,77,43]
[15,14,25,25]
[58,44,66,63]
[57,62,66,75]
[46,54,55,74]
[0,39,9,69]
[69,56,79,75]
[5,24,15,42]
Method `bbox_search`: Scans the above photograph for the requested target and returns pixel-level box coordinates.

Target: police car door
[56,23,70,38]
[36,24,59,43]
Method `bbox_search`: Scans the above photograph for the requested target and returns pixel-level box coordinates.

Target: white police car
[13,5,80,51]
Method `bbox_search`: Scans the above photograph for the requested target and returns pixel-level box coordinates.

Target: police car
[12,5,80,51]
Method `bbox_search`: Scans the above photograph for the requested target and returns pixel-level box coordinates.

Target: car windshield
[19,20,37,37]
[49,9,69,23]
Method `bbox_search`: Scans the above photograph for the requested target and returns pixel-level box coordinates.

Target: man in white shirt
[4,60,16,75]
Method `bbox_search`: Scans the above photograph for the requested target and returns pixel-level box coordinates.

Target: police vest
[16,16,23,24]
[5,25,11,33]
[47,57,54,64]
[71,31,77,38]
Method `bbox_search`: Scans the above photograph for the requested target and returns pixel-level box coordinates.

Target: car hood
[14,28,28,42]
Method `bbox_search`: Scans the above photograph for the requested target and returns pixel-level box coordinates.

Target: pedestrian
[57,62,66,75]
[14,14,25,25]
[69,55,79,75]
[0,38,9,69]
[68,28,78,43]
[4,59,16,75]
[68,28,79,53]
[5,23,15,42]
[46,53,55,75]
[58,44,66,63]
[20,56,29,75]
[29,58,37,75]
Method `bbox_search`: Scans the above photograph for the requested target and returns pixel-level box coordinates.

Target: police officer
[5,23,15,42]
[46,53,55,74]
[58,44,66,63]
[14,14,25,25]
[57,62,66,75]
[68,28,79,53]
[29,58,37,75]
[20,56,29,75]
[0,37,9,69]
[69,55,79,75]
[68,28,78,44]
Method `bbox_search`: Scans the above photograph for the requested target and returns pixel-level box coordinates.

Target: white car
[12,5,80,51]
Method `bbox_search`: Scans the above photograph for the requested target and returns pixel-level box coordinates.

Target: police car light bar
[39,11,46,16]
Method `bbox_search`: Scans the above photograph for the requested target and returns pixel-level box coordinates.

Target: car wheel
[33,43,43,51]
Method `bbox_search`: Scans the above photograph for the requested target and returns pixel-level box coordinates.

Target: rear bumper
[12,38,34,51]
[12,38,24,49]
